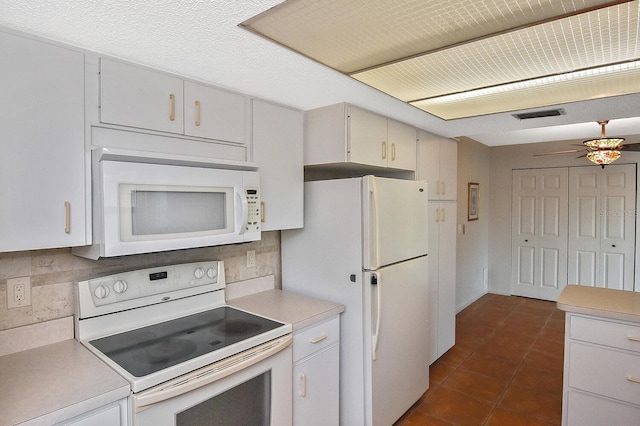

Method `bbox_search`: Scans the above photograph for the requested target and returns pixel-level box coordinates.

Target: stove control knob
[113,280,128,294]
[207,267,217,279]
[194,267,205,279]
[94,285,110,299]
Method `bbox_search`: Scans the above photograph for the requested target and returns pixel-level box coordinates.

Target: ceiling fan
[534,120,640,168]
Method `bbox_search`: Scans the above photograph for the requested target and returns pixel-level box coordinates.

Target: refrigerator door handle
[371,273,382,361]
[369,177,381,269]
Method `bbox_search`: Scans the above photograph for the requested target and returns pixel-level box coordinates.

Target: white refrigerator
[282,176,430,426]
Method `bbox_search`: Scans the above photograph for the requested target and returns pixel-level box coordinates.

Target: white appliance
[282,176,430,426]
[73,147,261,259]
[75,261,293,426]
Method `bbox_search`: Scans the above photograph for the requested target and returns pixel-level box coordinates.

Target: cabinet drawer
[569,342,640,405]
[571,315,640,353]
[567,389,640,425]
[293,317,339,362]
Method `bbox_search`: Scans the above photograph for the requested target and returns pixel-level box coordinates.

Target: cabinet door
[387,119,416,171]
[293,346,339,426]
[428,202,456,364]
[252,100,303,230]
[348,105,388,168]
[439,139,458,200]
[184,81,247,144]
[416,130,457,200]
[100,58,184,134]
[437,202,456,359]
[416,130,441,199]
[0,31,86,251]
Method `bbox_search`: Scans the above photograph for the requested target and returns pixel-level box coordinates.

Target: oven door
[133,336,292,426]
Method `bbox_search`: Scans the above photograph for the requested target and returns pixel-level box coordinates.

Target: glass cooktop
[89,306,283,378]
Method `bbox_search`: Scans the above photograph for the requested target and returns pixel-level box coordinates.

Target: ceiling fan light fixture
[583,137,625,149]
[586,150,621,166]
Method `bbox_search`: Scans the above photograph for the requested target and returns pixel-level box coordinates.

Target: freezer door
[365,256,429,426]
[362,176,429,270]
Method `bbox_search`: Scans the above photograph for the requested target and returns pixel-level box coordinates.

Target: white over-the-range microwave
[73,147,260,259]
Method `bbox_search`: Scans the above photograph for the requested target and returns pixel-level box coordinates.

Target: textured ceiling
[2,0,640,147]
[242,0,640,119]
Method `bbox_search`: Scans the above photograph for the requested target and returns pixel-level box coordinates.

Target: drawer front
[293,316,340,362]
[571,315,640,353]
[569,342,640,405]
[567,390,640,426]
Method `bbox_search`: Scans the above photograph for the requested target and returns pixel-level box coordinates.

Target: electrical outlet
[7,276,31,309]
[246,250,256,268]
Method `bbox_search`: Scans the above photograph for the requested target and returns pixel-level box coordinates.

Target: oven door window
[119,184,234,241]
[176,371,271,426]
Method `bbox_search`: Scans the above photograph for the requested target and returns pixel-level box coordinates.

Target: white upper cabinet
[100,58,184,134]
[99,58,248,146]
[305,103,417,171]
[251,100,304,231]
[0,30,87,252]
[184,81,247,144]
[387,119,418,171]
[416,129,457,200]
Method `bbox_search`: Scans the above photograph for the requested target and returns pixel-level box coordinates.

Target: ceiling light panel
[351,3,639,102]
[241,0,620,74]
[412,64,640,119]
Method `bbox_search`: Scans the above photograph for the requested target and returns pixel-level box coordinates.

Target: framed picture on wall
[468,182,479,221]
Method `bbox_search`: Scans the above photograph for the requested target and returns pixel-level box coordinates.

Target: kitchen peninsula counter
[557,284,640,425]
[228,288,345,331]
[557,284,640,323]
[0,338,130,425]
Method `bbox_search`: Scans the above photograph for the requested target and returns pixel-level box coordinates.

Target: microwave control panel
[246,188,260,231]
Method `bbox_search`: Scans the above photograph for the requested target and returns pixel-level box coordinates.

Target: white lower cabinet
[563,314,640,425]
[59,398,127,426]
[292,316,340,426]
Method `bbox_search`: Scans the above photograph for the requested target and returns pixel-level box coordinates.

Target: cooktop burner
[89,306,282,377]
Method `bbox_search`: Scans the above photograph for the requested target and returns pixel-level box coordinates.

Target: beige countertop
[557,284,640,323]
[228,289,345,332]
[0,339,130,426]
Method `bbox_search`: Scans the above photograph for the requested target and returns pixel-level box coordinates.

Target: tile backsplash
[0,231,281,330]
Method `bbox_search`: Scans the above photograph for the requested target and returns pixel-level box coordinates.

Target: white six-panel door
[512,168,569,301]
[568,164,636,290]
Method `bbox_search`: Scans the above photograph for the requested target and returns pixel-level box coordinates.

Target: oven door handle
[133,334,292,413]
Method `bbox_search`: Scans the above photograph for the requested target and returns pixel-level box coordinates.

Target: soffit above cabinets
[241,0,640,120]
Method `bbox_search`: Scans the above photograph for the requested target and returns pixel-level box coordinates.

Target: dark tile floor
[395,293,566,426]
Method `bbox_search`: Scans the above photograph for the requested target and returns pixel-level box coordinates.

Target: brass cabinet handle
[64,201,71,234]
[391,143,396,161]
[299,373,307,397]
[169,94,176,121]
[310,334,328,344]
[382,141,387,160]
[195,100,201,126]
[260,201,265,223]
[441,206,446,222]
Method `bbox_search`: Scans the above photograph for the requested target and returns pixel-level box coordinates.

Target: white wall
[456,138,490,310]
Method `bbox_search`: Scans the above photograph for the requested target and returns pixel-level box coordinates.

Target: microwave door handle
[236,189,249,235]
